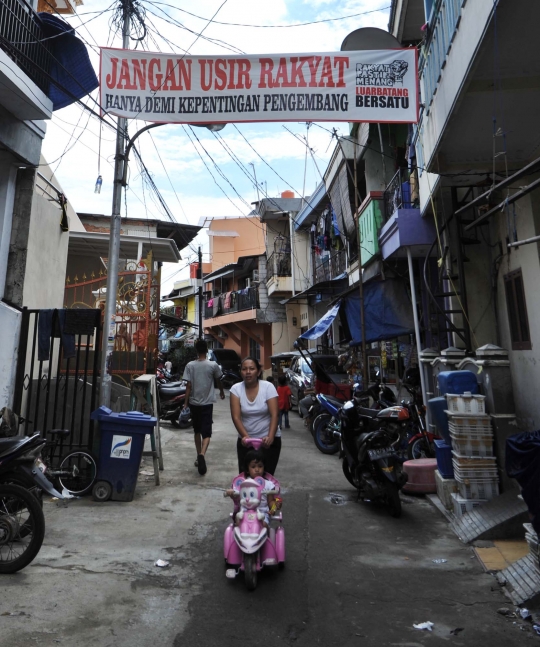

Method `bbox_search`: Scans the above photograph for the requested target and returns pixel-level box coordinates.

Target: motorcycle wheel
[384,481,402,518]
[244,553,258,591]
[0,484,45,574]
[407,437,435,460]
[341,460,356,488]
[313,415,340,455]
[0,474,43,507]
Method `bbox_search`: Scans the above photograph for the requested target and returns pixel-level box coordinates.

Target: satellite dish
[341,27,401,51]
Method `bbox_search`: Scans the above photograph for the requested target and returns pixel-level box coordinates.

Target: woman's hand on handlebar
[262,435,274,448]
[241,436,251,447]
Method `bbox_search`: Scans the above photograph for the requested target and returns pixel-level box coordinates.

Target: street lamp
[99,122,226,406]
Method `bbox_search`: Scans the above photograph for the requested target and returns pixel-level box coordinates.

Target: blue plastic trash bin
[437,370,478,396]
[90,406,157,502]
[434,439,453,479]
[428,396,451,444]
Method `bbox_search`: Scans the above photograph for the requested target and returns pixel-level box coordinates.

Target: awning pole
[406,247,430,425]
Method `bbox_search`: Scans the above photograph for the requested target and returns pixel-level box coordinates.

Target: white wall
[492,190,540,429]
[0,302,21,408]
[22,192,71,309]
[420,0,494,169]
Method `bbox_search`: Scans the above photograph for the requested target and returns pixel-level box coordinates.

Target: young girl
[225,450,282,527]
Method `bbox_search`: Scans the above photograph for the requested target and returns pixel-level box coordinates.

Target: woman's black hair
[243,449,266,477]
[241,356,262,379]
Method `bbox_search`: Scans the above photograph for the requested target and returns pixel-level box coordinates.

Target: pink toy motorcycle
[223,439,285,590]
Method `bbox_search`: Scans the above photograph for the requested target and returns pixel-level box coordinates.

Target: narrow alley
[1,394,529,647]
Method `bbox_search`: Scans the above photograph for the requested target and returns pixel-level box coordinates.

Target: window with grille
[249,338,261,362]
[504,269,531,350]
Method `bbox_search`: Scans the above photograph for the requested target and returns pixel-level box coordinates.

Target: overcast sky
[41,1,390,294]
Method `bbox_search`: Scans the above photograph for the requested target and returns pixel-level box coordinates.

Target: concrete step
[450,489,528,544]
[497,553,540,605]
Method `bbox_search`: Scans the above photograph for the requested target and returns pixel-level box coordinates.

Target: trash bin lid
[91,406,156,426]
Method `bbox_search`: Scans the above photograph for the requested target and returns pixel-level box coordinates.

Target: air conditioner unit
[252,270,259,282]
[245,278,251,288]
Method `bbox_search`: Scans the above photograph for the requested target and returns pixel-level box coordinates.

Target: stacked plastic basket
[446,392,499,517]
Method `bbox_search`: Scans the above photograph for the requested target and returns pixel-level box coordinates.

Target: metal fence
[204,287,259,319]
[383,169,412,221]
[13,308,101,456]
[0,0,53,95]
[266,251,291,278]
[313,249,347,284]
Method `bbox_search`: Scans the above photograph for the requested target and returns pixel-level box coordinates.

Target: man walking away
[182,340,225,475]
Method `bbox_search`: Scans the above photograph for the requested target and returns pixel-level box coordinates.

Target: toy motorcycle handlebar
[242,437,263,450]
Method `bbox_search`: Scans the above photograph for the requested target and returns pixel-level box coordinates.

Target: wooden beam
[204,328,220,342]
[219,324,241,346]
[235,321,265,347]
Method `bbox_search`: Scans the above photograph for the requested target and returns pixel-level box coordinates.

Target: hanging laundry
[331,208,341,237]
[207,298,214,307]
[224,291,232,309]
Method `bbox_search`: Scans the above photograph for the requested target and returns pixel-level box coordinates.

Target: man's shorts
[190,404,213,439]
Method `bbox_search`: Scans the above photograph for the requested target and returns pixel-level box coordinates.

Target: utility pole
[198,246,203,339]
[99,1,130,407]
[353,139,369,389]
[333,130,368,388]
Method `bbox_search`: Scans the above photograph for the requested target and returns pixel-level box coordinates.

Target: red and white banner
[99,48,418,124]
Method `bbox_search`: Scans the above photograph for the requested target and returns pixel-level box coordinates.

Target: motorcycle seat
[357,407,380,419]
[158,386,186,397]
[0,436,28,456]
[159,381,184,390]
[49,429,70,437]
[322,395,344,408]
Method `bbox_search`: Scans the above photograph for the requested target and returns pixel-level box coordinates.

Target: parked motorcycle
[312,394,344,455]
[0,483,45,574]
[220,369,242,389]
[313,381,398,455]
[0,432,65,573]
[157,381,191,428]
[401,384,439,459]
[338,399,410,517]
[0,429,64,503]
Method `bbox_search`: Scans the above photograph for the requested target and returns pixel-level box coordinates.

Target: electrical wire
[144,2,246,55]
[149,2,391,29]
[182,125,249,218]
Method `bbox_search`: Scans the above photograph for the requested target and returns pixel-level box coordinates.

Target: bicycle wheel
[57,451,97,496]
[0,484,45,574]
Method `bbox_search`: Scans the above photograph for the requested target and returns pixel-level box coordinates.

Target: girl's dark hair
[241,356,262,379]
[278,375,287,386]
[243,449,266,477]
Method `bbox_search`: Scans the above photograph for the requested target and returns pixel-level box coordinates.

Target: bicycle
[40,429,98,497]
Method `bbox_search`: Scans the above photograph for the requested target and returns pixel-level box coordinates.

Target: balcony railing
[266,251,291,279]
[313,249,347,284]
[383,169,414,222]
[204,287,259,319]
[420,0,465,111]
[0,0,53,95]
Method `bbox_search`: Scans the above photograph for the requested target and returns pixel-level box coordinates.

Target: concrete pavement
[0,392,534,646]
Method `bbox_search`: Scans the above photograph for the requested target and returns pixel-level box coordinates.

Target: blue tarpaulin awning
[299,301,341,340]
[38,13,98,110]
[344,279,414,345]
